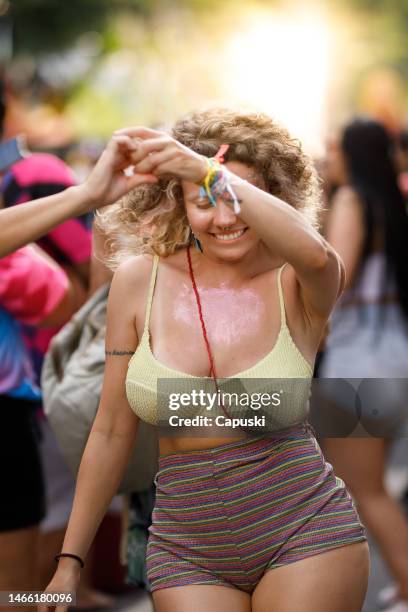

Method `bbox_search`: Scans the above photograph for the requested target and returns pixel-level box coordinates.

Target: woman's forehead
[225,161,262,183]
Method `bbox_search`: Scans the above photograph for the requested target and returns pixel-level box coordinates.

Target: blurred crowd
[1,74,408,612]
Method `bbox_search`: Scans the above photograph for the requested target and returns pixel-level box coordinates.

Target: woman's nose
[213,199,237,227]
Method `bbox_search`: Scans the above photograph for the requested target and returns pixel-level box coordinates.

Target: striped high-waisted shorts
[146,424,366,593]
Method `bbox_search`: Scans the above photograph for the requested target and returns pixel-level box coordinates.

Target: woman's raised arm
[223,177,345,321]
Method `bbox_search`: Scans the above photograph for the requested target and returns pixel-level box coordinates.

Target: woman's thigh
[152,584,251,612]
[252,542,369,612]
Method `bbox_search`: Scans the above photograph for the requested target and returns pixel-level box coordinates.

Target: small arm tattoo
[105,349,134,356]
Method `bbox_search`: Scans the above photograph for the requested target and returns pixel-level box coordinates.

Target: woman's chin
[202,241,257,261]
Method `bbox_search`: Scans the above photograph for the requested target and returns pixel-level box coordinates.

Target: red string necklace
[186,246,231,419]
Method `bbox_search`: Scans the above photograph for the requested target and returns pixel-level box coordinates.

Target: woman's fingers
[126,172,158,189]
[106,134,136,156]
[111,134,138,148]
[110,130,197,179]
[99,135,135,172]
[129,136,173,165]
[132,148,176,174]
[102,134,147,174]
[150,160,179,178]
[102,127,204,185]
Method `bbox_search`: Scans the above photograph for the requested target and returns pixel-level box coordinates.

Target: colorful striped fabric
[147,424,366,593]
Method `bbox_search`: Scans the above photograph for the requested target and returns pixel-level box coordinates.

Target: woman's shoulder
[112,248,188,290]
[114,253,155,281]
[109,253,156,301]
[107,254,157,330]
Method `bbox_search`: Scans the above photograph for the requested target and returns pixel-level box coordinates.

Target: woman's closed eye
[192,197,212,209]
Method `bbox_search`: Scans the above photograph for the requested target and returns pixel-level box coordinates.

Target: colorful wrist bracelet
[199,145,243,214]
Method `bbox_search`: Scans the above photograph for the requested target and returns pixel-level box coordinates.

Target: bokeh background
[2,0,408,155]
[2,3,408,612]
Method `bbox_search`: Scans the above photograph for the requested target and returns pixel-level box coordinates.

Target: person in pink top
[1,153,92,377]
[0,245,71,327]
[2,153,92,284]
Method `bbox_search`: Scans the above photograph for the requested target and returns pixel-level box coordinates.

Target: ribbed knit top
[126,255,313,427]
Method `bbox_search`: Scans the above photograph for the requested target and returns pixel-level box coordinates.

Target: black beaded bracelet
[55,553,85,569]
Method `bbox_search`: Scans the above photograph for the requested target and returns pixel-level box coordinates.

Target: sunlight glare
[223,9,332,153]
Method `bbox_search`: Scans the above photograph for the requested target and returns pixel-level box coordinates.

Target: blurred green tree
[7,0,223,55]
[8,0,151,54]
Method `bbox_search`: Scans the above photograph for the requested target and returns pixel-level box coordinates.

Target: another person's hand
[114,126,208,184]
[78,133,159,210]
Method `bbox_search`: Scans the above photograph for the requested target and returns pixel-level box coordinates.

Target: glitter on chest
[173,283,265,344]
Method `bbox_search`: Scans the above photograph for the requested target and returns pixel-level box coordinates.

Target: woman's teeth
[214,229,246,241]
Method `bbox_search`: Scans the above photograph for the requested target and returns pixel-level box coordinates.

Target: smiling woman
[96,107,321,266]
[183,161,254,257]
[44,109,368,612]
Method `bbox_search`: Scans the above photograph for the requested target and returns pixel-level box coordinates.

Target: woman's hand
[114,126,208,184]
[38,559,81,612]
[78,133,159,210]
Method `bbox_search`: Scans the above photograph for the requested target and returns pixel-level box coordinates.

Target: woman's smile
[209,227,249,242]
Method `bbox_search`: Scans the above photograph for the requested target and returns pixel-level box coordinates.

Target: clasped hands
[80,126,208,209]
[116,127,208,183]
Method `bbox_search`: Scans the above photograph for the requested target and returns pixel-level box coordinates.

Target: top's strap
[277,264,288,328]
[143,255,159,333]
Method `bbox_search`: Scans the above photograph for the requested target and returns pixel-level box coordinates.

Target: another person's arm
[324,186,365,291]
[0,135,157,258]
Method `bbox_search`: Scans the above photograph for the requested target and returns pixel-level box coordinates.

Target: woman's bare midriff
[159,434,249,455]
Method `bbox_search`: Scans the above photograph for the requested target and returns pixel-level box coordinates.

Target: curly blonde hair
[96,108,322,269]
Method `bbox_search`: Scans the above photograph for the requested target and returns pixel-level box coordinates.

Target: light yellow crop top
[126,255,313,427]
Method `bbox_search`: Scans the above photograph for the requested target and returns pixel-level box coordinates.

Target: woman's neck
[187,242,281,285]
